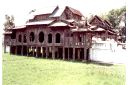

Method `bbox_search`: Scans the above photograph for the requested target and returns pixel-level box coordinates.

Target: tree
[4,15,15,30]
[102,6,126,29]
[101,6,126,43]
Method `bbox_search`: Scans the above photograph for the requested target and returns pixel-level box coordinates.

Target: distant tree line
[102,6,126,43]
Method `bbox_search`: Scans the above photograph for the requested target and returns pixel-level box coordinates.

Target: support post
[63,47,65,60]
[41,47,43,58]
[52,46,55,59]
[73,47,75,61]
[4,45,6,53]
[15,46,17,55]
[84,48,87,60]
[33,47,34,57]
[36,46,38,57]
[27,46,29,56]
[21,46,23,56]
[46,47,48,59]
[68,48,70,60]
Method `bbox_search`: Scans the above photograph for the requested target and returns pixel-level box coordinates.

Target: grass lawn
[3,53,125,85]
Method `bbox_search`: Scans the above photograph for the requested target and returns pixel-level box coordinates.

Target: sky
[0,0,126,28]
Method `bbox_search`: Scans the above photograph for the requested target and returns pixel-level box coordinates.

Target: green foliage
[102,6,126,28]
[3,53,125,85]
[4,15,15,29]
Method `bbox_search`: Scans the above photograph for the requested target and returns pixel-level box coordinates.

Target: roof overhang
[26,20,54,26]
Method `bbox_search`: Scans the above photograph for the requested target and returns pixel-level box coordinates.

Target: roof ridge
[66,6,83,16]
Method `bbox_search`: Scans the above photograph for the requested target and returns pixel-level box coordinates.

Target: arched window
[23,34,27,43]
[18,34,22,42]
[39,32,44,43]
[56,33,61,43]
[30,32,35,42]
[48,33,52,43]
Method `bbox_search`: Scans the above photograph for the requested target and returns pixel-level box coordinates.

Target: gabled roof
[89,15,104,25]
[32,6,58,16]
[50,7,65,17]
[67,6,83,16]
[29,6,58,20]
[104,20,112,27]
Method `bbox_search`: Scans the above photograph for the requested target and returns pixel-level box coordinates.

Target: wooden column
[27,46,29,56]
[10,46,11,54]
[52,46,55,59]
[78,49,80,60]
[31,47,34,56]
[73,47,75,61]
[21,45,23,56]
[84,48,87,60]
[15,46,17,55]
[63,47,65,60]
[46,47,48,59]
[4,45,6,53]
[68,48,70,60]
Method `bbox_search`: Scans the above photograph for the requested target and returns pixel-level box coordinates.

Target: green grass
[3,53,125,85]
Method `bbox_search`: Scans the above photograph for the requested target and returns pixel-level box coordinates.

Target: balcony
[10,39,16,45]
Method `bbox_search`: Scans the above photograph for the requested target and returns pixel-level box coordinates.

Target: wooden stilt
[4,45,6,53]
[73,47,75,61]
[63,47,65,60]
[21,45,23,56]
[52,46,55,59]
[68,48,70,60]
[27,46,29,56]
[84,48,87,60]
[15,46,17,55]
[46,47,48,59]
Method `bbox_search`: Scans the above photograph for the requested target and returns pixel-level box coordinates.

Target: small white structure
[90,37,126,64]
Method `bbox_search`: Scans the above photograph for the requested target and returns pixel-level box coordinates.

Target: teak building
[4,6,117,61]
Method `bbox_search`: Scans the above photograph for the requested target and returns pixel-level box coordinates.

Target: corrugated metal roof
[26,20,54,25]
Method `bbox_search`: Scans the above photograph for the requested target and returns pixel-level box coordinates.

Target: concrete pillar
[73,47,75,61]
[41,47,43,58]
[63,47,65,60]
[36,46,38,57]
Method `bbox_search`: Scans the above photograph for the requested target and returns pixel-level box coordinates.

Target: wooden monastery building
[4,6,117,61]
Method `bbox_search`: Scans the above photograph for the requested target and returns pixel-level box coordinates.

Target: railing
[10,39,16,45]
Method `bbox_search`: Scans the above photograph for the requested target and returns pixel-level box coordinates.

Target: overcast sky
[0,0,126,27]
